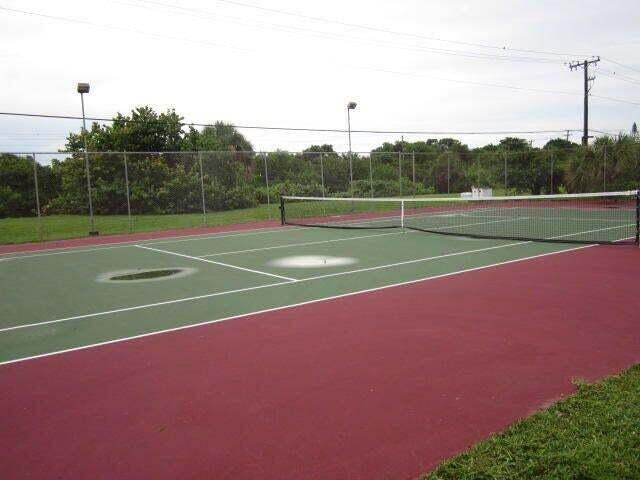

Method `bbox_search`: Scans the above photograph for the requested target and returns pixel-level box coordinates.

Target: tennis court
[1,192,639,479]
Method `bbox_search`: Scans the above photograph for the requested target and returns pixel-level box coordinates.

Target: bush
[221,185,259,210]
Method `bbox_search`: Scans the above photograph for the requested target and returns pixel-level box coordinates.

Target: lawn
[0,193,463,244]
[424,364,640,479]
[0,204,281,244]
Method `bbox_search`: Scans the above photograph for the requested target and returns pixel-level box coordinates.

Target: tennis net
[280,190,640,245]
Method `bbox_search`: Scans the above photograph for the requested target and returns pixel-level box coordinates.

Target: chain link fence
[1,144,639,243]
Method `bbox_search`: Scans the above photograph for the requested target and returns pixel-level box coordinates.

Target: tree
[183,122,253,152]
[303,144,335,153]
[544,138,578,150]
[0,154,37,217]
[65,106,185,153]
[499,137,529,151]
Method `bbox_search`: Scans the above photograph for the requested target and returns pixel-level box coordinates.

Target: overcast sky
[1,0,639,154]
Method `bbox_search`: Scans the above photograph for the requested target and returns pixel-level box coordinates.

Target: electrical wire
[122,0,565,65]
[598,68,640,86]
[211,0,587,59]
[0,111,581,135]
[602,57,640,75]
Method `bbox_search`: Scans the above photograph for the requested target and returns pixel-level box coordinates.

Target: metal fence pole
[447,151,451,194]
[369,155,374,198]
[123,151,132,232]
[412,152,416,196]
[349,153,354,197]
[399,152,403,196]
[32,153,42,240]
[320,153,325,198]
[263,154,270,212]
[198,151,207,226]
[603,144,607,192]
[504,153,508,191]
[550,151,554,194]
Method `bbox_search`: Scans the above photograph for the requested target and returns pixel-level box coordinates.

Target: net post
[636,189,639,246]
[280,196,286,226]
[400,200,405,231]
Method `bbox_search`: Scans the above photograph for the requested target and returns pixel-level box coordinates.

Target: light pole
[78,82,98,235]
[347,102,357,196]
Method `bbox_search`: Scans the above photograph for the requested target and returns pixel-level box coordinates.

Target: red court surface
[1,245,639,479]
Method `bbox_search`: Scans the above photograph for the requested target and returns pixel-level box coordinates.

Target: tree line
[1,106,639,217]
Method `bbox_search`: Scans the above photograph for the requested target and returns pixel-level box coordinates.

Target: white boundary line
[0,225,306,260]
[0,280,292,333]
[0,224,631,335]
[135,245,298,282]
[0,239,572,333]
[0,243,596,366]
[199,218,523,258]
[200,230,406,257]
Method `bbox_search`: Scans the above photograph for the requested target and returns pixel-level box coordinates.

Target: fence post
[349,152,354,197]
[447,151,451,194]
[504,152,508,192]
[603,144,607,192]
[198,151,207,226]
[550,150,554,194]
[369,155,374,198]
[263,154,270,214]
[399,152,403,196]
[320,153,326,198]
[123,151,132,232]
[412,152,416,196]
[32,153,42,240]
[84,152,97,235]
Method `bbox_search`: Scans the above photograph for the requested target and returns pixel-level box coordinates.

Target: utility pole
[569,57,600,146]
[565,130,572,142]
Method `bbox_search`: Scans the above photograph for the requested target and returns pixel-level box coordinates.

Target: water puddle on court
[96,267,198,283]
[266,255,357,268]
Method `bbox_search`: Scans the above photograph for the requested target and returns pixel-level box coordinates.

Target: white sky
[1,0,639,154]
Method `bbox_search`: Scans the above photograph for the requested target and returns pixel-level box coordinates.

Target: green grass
[424,364,640,480]
[0,204,281,244]
[0,193,464,245]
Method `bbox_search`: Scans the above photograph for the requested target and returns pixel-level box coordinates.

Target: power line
[591,94,640,106]
[0,6,247,52]
[123,0,565,65]
[598,68,640,86]
[0,111,581,136]
[602,57,640,74]
[211,0,586,59]
[1,3,568,67]
[10,4,637,105]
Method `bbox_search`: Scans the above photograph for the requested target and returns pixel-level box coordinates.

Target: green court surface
[0,225,606,364]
